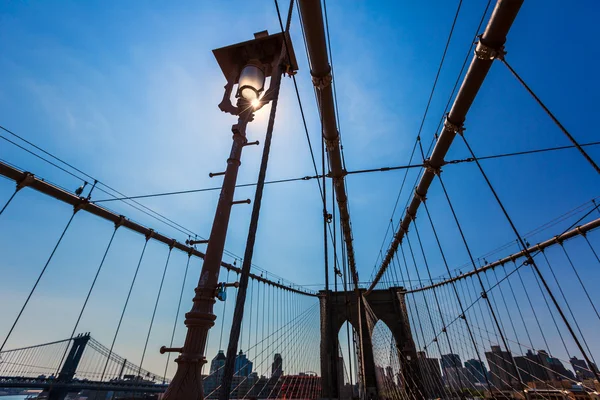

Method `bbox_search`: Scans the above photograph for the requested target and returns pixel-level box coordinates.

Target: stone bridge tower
[319,287,421,399]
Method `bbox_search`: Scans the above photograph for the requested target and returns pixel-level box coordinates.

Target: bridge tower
[47,333,91,400]
[319,287,422,399]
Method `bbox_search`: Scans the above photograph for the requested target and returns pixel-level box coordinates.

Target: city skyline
[1,1,599,399]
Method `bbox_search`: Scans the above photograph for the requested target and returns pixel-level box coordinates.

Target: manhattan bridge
[1,0,599,400]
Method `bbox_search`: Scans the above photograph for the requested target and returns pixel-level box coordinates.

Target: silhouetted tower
[272,354,282,377]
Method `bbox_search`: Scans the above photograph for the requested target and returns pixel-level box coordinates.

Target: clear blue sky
[1,0,599,381]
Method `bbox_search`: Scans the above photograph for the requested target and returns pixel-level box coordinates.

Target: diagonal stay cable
[500,58,600,174]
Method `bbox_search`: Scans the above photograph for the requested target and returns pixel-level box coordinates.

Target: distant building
[485,345,519,390]
[538,350,575,381]
[417,351,444,398]
[570,357,595,380]
[272,353,283,378]
[441,354,462,369]
[464,358,488,384]
[444,366,469,390]
[514,350,548,384]
[205,350,227,398]
[234,350,253,377]
[441,354,465,390]
[210,350,226,377]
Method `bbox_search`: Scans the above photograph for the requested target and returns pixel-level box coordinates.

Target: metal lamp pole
[161,31,297,400]
[162,101,254,400]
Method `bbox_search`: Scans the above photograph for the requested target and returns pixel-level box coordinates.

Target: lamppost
[161,31,296,400]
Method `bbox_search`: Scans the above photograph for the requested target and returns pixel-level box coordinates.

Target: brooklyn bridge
[1,0,599,400]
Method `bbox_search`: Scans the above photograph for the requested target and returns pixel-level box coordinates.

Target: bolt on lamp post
[161,31,296,400]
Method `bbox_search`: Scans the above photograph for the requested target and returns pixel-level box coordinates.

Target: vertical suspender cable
[56,223,121,377]
[139,246,173,374]
[459,132,600,381]
[163,253,192,382]
[1,208,78,352]
[101,234,150,381]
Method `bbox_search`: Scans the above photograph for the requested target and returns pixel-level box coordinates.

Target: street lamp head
[213,30,298,115]
[237,61,265,101]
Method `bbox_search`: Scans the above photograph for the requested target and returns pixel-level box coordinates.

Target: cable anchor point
[444,117,465,136]
[423,159,441,175]
[475,39,506,61]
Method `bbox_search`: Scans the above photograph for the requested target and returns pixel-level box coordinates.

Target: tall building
[210,350,226,377]
[441,354,462,369]
[272,353,283,377]
[538,350,575,381]
[234,350,253,377]
[205,351,227,399]
[464,359,488,384]
[485,345,519,390]
[441,354,465,390]
[514,350,548,384]
[417,351,444,398]
[444,366,469,390]
[570,357,595,380]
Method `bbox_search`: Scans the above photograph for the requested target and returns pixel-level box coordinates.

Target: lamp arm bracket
[218,79,239,115]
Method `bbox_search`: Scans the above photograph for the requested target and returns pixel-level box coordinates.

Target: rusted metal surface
[0,160,315,297]
[406,216,600,294]
[367,0,524,294]
[297,0,359,288]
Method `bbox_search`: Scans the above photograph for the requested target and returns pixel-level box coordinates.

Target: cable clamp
[406,208,416,221]
[284,63,297,77]
[524,257,534,266]
[475,39,506,61]
[311,67,332,90]
[74,198,89,212]
[444,117,465,136]
[459,314,466,320]
[16,172,34,191]
[423,159,441,175]
[115,215,126,229]
[441,327,447,333]
[576,226,586,237]
[145,229,155,242]
[480,291,488,299]
[554,235,564,245]
[414,188,427,203]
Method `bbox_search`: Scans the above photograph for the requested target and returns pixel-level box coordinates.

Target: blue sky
[1,0,599,381]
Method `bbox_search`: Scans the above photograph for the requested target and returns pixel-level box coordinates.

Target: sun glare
[251,98,260,108]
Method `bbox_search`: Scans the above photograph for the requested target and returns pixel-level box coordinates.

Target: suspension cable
[459,131,600,381]
[139,246,173,374]
[101,235,150,381]
[163,253,192,382]
[500,58,600,174]
[0,208,78,352]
